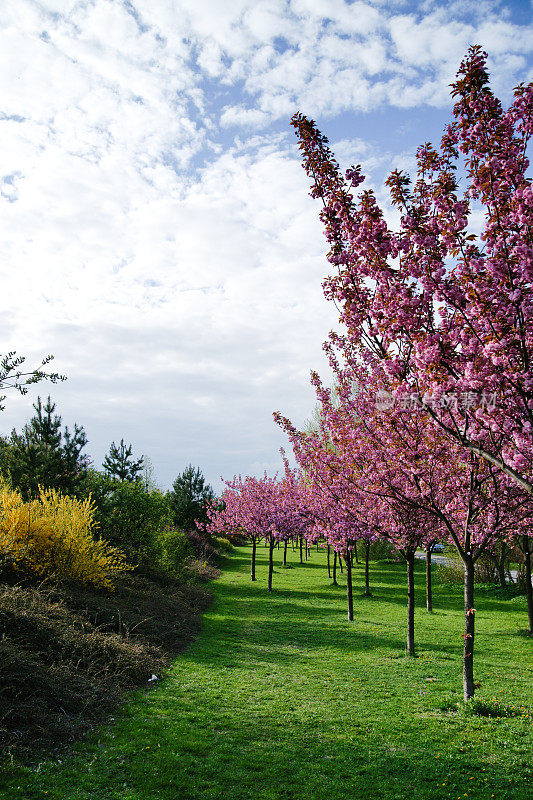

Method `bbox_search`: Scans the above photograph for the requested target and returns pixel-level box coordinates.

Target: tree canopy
[169,465,215,531]
[1,395,88,498]
[103,439,144,482]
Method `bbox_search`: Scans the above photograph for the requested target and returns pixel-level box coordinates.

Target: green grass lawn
[1,545,532,800]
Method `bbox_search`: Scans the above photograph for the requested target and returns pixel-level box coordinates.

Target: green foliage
[81,470,171,565]
[436,547,519,587]
[0,396,89,499]
[436,559,465,586]
[102,439,144,482]
[0,351,65,411]
[0,437,11,483]
[211,536,233,554]
[367,538,397,561]
[169,464,215,531]
[160,528,193,573]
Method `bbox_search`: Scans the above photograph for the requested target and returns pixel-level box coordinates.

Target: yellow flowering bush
[0,482,132,589]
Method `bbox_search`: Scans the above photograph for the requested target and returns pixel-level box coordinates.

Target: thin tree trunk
[283,539,288,567]
[497,542,507,588]
[268,536,275,592]
[523,535,533,636]
[338,553,344,573]
[299,536,303,564]
[251,537,257,581]
[364,540,372,596]
[346,548,354,621]
[463,554,476,699]
[426,546,432,613]
[406,551,416,657]
[353,540,359,564]
[327,544,331,578]
[332,550,338,585]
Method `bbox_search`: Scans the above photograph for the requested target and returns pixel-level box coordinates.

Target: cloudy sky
[1,0,532,492]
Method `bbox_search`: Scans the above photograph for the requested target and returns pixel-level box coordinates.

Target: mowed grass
[1,544,532,800]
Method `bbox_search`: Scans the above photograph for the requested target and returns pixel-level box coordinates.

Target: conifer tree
[102,439,144,482]
[4,396,88,497]
[169,465,215,531]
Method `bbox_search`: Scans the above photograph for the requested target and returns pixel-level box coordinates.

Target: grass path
[1,545,532,799]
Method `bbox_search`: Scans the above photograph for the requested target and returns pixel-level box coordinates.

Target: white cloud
[220,105,271,127]
[0,121,337,485]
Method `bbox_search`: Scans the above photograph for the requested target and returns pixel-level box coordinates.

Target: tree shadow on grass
[48,690,525,800]
[216,549,529,665]
[189,587,421,670]
[169,724,507,800]
[7,691,524,800]
[209,559,474,663]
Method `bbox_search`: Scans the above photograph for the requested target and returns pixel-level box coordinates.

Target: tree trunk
[406,551,416,657]
[251,537,257,581]
[346,549,354,621]
[354,540,359,564]
[268,536,275,592]
[338,553,344,573]
[488,542,507,587]
[523,535,533,636]
[364,540,372,596]
[283,539,288,566]
[327,545,331,578]
[299,536,303,564]
[496,542,507,589]
[463,554,476,700]
[332,550,338,586]
[426,546,433,613]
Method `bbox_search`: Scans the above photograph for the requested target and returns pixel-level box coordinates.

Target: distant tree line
[0,395,219,570]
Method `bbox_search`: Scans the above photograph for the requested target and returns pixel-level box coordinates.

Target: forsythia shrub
[0,482,132,589]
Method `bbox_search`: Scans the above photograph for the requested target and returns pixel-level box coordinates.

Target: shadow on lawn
[219,551,443,610]
[216,549,530,668]
[212,550,496,662]
[107,681,514,800]
[238,551,525,617]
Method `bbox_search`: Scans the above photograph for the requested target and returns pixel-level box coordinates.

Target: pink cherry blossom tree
[291,47,533,500]
[286,46,533,685]
[277,347,532,693]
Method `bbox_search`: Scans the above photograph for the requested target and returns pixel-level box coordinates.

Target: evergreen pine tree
[102,439,144,482]
[5,396,88,497]
[169,464,215,530]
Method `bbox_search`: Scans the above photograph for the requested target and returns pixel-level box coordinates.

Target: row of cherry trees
[206,445,532,702]
[207,48,533,703]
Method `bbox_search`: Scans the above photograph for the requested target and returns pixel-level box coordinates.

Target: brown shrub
[0,564,213,759]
